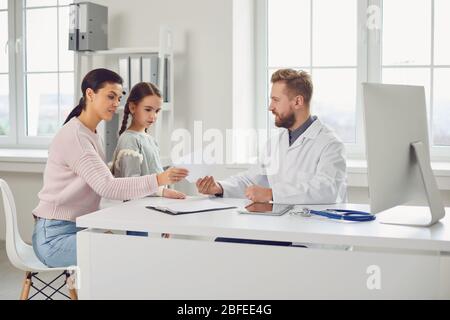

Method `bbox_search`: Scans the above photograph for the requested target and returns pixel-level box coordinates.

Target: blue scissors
[299,208,376,222]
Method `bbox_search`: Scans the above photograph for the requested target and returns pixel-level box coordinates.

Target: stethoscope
[291,208,376,222]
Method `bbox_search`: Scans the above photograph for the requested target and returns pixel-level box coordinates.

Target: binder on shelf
[105,113,119,162]
[163,57,170,103]
[141,54,159,85]
[68,4,79,51]
[130,56,142,88]
[70,2,108,52]
[118,56,130,106]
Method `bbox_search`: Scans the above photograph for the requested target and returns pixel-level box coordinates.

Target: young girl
[32,69,188,268]
[111,82,186,200]
[111,82,185,237]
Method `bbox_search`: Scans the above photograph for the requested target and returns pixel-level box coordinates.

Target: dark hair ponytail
[64,97,85,125]
[64,68,123,125]
[118,82,162,135]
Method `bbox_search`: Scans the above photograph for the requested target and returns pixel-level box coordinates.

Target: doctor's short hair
[271,69,313,106]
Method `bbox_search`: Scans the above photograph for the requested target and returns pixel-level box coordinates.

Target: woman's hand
[162,188,186,199]
[157,167,189,186]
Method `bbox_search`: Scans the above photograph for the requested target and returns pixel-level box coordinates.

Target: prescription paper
[172,151,214,183]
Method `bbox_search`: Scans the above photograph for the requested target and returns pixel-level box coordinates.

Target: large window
[382,0,450,148]
[269,0,358,143]
[264,0,450,159]
[0,0,74,147]
[24,0,74,138]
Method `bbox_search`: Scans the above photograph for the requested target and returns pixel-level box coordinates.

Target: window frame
[0,0,74,148]
[0,0,17,145]
[380,0,450,161]
[254,0,450,162]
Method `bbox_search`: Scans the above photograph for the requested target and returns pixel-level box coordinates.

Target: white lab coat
[220,119,347,204]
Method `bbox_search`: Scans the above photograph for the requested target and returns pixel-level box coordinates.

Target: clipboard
[145,199,236,215]
[146,205,236,215]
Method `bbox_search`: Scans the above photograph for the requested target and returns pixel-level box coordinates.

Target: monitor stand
[378,141,446,227]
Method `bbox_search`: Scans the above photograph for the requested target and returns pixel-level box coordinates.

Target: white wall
[94,0,233,134]
[95,0,234,195]
[0,173,43,243]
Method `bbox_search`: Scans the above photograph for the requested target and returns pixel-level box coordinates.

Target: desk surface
[77,197,450,252]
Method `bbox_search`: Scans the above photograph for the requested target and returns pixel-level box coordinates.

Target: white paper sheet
[180,164,213,183]
[172,151,214,183]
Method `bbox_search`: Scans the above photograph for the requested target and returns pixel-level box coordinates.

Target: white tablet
[238,202,293,216]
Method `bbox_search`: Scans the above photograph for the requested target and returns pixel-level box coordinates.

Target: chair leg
[68,288,78,300]
[20,272,32,300]
[65,272,78,300]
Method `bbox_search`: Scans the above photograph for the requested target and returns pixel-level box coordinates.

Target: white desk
[76,197,450,299]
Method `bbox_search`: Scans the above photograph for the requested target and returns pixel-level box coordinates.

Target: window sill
[347,160,450,190]
[1,150,450,190]
[226,160,450,191]
[0,149,48,173]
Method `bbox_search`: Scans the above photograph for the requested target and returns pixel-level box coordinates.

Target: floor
[0,199,121,300]
[0,241,70,300]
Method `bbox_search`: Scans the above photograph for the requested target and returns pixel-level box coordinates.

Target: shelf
[75,26,174,163]
[78,47,161,56]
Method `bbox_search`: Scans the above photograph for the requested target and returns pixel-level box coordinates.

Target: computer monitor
[362,83,445,227]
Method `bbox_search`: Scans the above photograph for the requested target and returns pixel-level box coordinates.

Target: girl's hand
[162,188,186,199]
[157,167,189,186]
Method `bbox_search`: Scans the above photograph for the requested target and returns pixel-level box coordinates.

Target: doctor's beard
[274,111,296,129]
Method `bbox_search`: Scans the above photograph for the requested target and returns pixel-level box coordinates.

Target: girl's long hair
[119,82,162,135]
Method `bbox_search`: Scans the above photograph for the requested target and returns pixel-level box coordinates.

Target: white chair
[0,179,78,300]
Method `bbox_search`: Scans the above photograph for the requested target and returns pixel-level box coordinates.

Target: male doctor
[196,69,347,205]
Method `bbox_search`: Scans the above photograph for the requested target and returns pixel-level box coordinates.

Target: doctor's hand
[245,185,273,203]
[157,167,189,186]
[196,176,223,196]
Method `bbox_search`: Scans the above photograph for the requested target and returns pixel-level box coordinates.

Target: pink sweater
[33,117,159,222]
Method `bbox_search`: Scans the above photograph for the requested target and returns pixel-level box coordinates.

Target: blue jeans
[32,218,79,268]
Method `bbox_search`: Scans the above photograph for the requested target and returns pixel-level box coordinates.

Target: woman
[32,69,188,268]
